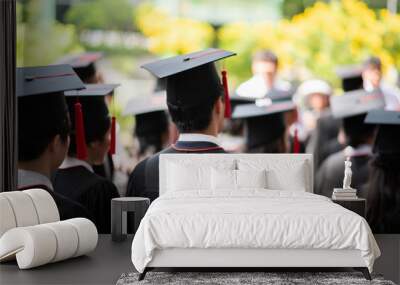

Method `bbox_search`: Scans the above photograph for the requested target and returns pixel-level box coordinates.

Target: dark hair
[135,111,169,155]
[252,50,278,66]
[246,136,286,154]
[363,56,382,71]
[168,95,222,133]
[342,114,376,148]
[18,92,70,161]
[366,154,400,233]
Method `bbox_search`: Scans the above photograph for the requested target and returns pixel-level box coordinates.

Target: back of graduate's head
[166,64,225,134]
[342,114,376,148]
[245,113,288,154]
[18,92,70,166]
[66,96,111,163]
[135,111,170,155]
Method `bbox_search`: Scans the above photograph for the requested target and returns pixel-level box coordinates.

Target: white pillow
[167,162,210,192]
[166,160,236,193]
[237,159,309,192]
[236,169,267,189]
[211,168,236,191]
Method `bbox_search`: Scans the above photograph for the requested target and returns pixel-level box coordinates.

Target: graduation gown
[17,169,91,221]
[53,161,120,234]
[315,146,372,197]
[306,111,343,169]
[126,141,226,202]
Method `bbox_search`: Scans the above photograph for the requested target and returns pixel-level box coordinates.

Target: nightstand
[332,198,366,218]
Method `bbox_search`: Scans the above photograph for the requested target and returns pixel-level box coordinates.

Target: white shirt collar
[18,169,53,191]
[178,133,221,146]
[59,156,94,172]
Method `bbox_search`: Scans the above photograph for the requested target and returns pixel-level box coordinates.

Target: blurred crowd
[16,48,400,235]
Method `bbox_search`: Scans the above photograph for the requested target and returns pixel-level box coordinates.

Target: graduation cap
[141,48,236,118]
[232,100,295,150]
[330,90,385,119]
[64,84,119,160]
[365,110,400,155]
[55,52,103,83]
[336,64,364,92]
[17,65,84,161]
[17,64,84,97]
[153,78,167,95]
[267,88,294,102]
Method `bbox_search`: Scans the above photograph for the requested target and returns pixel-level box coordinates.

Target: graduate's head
[330,89,385,148]
[65,84,118,165]
[18,92,71,169]
[135,111,170,155]
[232,100,295,154]
[342,114,376,148]
[252,50,279,87]
[141,49,236,135]
[17,65,84,171]
[362,56,382,89]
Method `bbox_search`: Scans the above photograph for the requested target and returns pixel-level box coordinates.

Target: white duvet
[131,190,380,273]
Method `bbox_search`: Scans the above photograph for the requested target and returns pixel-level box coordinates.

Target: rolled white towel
[0,218,98,269]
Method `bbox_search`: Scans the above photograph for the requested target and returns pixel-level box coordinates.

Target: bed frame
[139,248,371,280]
[138,154,372,281]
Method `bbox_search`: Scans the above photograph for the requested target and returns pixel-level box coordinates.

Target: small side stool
[111,197,150,242]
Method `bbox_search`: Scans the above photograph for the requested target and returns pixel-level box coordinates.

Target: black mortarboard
[330,90,385,119]
[141,48,236,117]
[229,93,255,113]
[267,88,294,102]
[336,64,364,92]
[16,65,85,97]
[64,84,118,159]
[232,100,295,149]
[17,65,84,161]
[365,110,400,155]
[55,52,103,83]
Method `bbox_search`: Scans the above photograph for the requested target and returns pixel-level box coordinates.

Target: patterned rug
[117,271,396,285]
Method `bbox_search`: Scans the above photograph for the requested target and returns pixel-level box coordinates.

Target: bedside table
[332,198,366,218]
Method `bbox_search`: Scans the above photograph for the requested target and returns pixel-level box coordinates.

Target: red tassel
[109,116,116,155]
[293,128,300,154]
[74,101,87,160]
[221,70,231,118]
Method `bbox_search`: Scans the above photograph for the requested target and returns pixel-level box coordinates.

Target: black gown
[53,166,120,233]
[126,141,226,202]
[307,112,343,170]
[315,151,371,197]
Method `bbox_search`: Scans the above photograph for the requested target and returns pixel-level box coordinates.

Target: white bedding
[131,191,380,273]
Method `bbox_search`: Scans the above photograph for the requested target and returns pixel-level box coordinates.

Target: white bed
[131,154,380,280]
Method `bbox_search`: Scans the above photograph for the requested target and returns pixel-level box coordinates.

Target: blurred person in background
[315,90,384,197]
[56,52,116,181]
[53,84,120,233]
[363,110,400,233]
[236,50,292,100]
[232,100,295,154]
[362,56,400,111]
